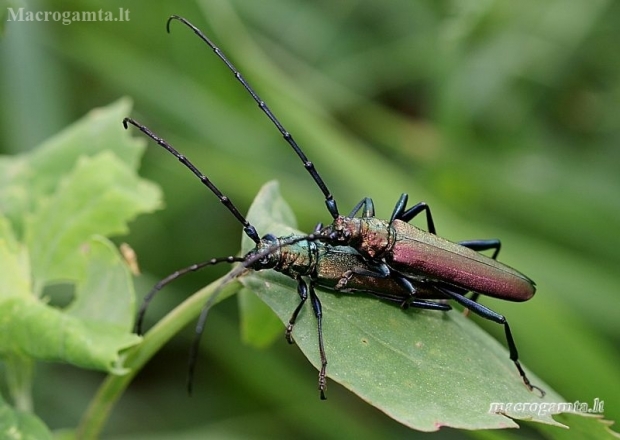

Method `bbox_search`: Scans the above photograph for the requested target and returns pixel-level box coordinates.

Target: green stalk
[75,277,242,439]
[5,354,34,412]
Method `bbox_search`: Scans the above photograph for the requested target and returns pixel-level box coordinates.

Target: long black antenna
[186,232,326,393]
[134,255,245,335]
[166,15,340,219]
[123,117,260,243]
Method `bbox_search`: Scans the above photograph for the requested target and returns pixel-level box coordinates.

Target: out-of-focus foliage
[1,0,618,438]
[0,100,161,438]
[242,182,569,432]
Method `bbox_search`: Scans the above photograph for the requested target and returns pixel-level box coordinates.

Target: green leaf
[535,412,620,439]
[239,181,589,432]
[0,394,52,440]
[0,98,144,236]
[26,151,160,293]
[0,100,161,372]
[67,236,136,331]
[238,287,283,348]
[238,179,300,348]
[0,233,140,373]
[0,215,30,299]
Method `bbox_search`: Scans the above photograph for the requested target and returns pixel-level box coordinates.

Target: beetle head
[244,234,282,270]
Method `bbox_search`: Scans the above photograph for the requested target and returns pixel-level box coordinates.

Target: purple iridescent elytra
[321,216,536,302]
[389,221,535,302]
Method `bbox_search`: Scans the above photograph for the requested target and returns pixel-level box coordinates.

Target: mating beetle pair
[126,15,544,400]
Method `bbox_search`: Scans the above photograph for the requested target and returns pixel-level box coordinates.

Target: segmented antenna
[135,255,245,335]
[123,117,260,243]
[166,15,339,219]
[186,232,325,393]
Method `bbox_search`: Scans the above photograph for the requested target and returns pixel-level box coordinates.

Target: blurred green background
[1,0,619,438]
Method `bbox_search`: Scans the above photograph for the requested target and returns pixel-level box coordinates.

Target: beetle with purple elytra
[159,15,545,397]
[315,195,543,396]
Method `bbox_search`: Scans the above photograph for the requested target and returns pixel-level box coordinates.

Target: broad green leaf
[0,295,139,373]
[0,394,52,440]
[238,287,282,348]
[26,151,160,294]
[0,215,30,299]
[67,236,137,333]
[535,412,620,439]
[0,98,144,236]
[0,100,159,372]
[0,236,140,373]
[239,181,590,432]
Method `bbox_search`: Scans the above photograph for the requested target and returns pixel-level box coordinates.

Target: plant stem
[75,276,241,439]
[5,354,34,412]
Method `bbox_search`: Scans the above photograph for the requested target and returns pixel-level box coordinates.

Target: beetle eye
[262,233,277,241]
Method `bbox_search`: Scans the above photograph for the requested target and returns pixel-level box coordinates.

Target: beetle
[317,198,543,395]
[321,194,535,303]
[162,15,544,396]
[123,117,451,399]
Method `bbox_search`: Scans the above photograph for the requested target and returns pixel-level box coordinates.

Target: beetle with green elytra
[157,15,545,396]
[124,118,453,400]
[131,15,544,398]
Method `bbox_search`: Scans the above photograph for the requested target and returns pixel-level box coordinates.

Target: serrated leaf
[26,151,160,293]
[0,100,158,372]
[0,295,139,373]
[0,394,52,440]
[0,98,144,236]
[536,412,620,439]
[240,181,575,432]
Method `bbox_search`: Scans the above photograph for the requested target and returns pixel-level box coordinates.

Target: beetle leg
[392,277,452,310]
[364,289,452,311]
[334,267,382,289]
[458,239,501,260]
[438,287,545,397]
[333,264,448,311]
[286,278,328,399]
[389,194,408,221]
[369,266,454,311]
[337,271,452,311]
[308,281,328,400]
[457,239,501,311]
[391,197,437,235]
[285,277,309,344]
[346,197,375,218]
[335,261,391,289]
[406,298,452,311]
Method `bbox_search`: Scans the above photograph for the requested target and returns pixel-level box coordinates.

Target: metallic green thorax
[243,234,416,300]
[245,235,318,278]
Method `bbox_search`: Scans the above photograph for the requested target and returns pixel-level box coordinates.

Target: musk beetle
[131,15,544,397]
[123,118,451,399]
